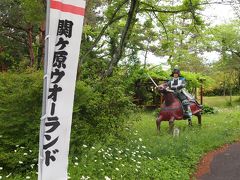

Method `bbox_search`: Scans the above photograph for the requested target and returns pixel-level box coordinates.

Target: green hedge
[0,71,135,175]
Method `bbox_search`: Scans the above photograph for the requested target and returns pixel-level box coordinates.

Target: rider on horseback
[167,68,192,120]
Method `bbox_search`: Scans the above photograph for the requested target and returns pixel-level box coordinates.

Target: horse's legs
[188,119,192,126]
[156,115,162,133]
[168,117,175,134]
[197,112,202,125]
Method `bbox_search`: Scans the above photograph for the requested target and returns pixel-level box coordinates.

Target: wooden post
[200,81,203,105]
[199,78,206,105]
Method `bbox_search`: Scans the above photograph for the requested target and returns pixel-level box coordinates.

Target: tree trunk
[27,26,35,67]
[229,86,232,106]
[144,42,149,68]
[104,0,139,77]
[37,22,45,69]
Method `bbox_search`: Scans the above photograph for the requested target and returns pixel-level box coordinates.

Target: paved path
[197,142,240,180]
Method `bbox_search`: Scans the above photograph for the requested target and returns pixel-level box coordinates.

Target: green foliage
[0,71,43,173]
[0,71,136,176]
[202,105,215,114]
[181,71,214,90]
[71,76,135,155]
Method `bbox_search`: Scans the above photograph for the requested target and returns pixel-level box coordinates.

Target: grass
[203,96,240,107]
[2,97,240,179]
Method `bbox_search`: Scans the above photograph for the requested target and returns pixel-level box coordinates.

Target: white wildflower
[6,173,12,178]
[115,168,119,171]
[135,169,138,172]
[83,144,87,148]
[142,146,146,149]
[131,158,136,162]
[19,161,23,164]
[0,167,3,170]
[74,162,79,166]
[24,153,28,156]
[75,157,78,160]
[16,145,19,147]
[121,164,125,167]
[29,150,32,153]
[20,146,25,149]
[0,135,2,138]
[26,176,30,179]
[91,146,95,149]
[105,176,111,180]
[0,176,2,179]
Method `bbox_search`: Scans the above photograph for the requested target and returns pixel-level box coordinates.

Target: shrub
[202,105,215,114]
[0,71,43,173]
[70,76,136,155]
[0,71,136,174]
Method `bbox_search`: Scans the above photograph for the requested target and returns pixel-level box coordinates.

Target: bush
[70,76,136,155]
[0,71,43,173]
[202,105,215,114]
[0,71,136,175]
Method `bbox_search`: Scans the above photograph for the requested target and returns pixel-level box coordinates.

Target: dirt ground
[192,141,240,180]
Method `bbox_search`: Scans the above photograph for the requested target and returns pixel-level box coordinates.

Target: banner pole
[38,0,50,179]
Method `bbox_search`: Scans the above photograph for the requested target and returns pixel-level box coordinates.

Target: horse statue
[156,83,202,133]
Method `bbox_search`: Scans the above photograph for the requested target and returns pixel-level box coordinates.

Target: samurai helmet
[170,68,181,77]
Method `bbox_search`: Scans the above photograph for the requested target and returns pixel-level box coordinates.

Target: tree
[78,0,208,79]
[205,21,240,100]
[0,0,45,69]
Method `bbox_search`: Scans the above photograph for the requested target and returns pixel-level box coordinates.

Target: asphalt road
[199,142,240,180]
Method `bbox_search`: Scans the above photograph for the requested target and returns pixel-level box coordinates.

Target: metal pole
[38,0,50,179]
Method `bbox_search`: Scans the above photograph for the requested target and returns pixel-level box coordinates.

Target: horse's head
[157,83,176,106]
[157,83,174,94]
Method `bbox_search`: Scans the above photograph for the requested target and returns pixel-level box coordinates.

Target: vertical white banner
[38,0,86,180]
